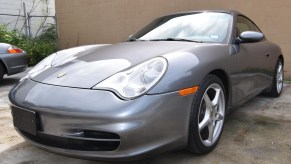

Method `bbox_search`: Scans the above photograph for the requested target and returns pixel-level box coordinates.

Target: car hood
[31,41,198,89]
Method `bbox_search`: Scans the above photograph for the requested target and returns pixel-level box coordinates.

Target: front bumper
[9,78,195,160]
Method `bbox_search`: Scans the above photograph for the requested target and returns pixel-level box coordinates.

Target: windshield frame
[129,11,234,44]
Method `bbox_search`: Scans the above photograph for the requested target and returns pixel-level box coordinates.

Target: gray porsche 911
[9,10,283,160]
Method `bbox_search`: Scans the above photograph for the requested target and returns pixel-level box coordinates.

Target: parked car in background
[0,43,28,81]
[9,10,283,160]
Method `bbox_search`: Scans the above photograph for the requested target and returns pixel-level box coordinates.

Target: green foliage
[0,24,57,65]
[37,23,57,42]
[0,25,25,45]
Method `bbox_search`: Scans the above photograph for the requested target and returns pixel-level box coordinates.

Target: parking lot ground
[0,71,291,164]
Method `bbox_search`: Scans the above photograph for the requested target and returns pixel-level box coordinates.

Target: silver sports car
[9,10,283,160]
[0,43,28,81]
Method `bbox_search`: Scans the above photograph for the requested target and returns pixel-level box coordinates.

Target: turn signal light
[7,46,23,54]
[179,86,199,96]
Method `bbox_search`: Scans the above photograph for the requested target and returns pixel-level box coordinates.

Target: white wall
[0,0,55,16]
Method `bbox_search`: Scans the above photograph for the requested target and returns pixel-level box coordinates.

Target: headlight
[20,53,56,81]
[93,57,168,99]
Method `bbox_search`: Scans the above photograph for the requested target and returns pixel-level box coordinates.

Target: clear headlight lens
[93,57,168,99]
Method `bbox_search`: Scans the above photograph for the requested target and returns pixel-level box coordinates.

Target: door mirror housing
[236,31,264,44]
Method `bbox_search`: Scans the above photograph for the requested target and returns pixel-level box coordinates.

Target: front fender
[148,45,234,96]
[148,52,200,94]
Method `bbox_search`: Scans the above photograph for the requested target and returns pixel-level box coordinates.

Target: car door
[234,16,269,103]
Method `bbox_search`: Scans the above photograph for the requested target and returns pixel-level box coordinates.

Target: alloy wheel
[198,83,225,146]
[276,62,283,94]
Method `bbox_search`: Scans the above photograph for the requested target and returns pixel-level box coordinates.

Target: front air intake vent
[19,129,120,151]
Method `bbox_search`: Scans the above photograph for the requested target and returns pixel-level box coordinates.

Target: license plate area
[12,106,37,136]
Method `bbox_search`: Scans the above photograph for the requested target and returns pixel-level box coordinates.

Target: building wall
[56,0,291,80]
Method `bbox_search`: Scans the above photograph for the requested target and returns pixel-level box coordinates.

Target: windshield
[130,12,232,43]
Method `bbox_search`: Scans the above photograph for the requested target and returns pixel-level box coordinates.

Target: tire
[266,59,283,97]
[187,74,226,154]
[0,63,4,82]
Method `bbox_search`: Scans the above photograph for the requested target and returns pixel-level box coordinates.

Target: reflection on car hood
[31,41,196,89]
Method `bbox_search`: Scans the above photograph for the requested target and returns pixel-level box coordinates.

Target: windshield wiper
[150,38,203,43]
[127,38,147,42]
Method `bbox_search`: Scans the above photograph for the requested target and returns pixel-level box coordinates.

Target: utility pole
[23,2,29,41]
[55,15,59,50]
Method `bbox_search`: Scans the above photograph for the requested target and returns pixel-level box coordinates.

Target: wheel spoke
[277,64,282,74]
[280,73,283,82]
[199,114,211,131]
[208,123,215,143]
[203,93,213,109]
[212,88,221,106]
[277,73,282,82]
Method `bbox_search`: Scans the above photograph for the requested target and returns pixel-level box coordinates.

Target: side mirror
[236,31,264,44]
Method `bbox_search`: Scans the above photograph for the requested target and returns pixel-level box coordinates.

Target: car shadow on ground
[0,141,206,164]
[0,68,30,89]
[0,78,20,87]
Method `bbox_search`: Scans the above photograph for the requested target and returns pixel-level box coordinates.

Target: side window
[251,23,261,32]
[236,16,251,37]
[236,16,261,37]
[237,22,250,35]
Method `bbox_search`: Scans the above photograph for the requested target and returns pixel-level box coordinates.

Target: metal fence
[0,3,58,48]
[0,13,26,35]
[0,13,57,37]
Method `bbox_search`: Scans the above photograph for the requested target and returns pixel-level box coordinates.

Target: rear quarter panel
[264,40,283,83]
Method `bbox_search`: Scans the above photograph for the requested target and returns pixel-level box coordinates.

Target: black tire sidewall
[187,74,226,154]
[0,63,4,81]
